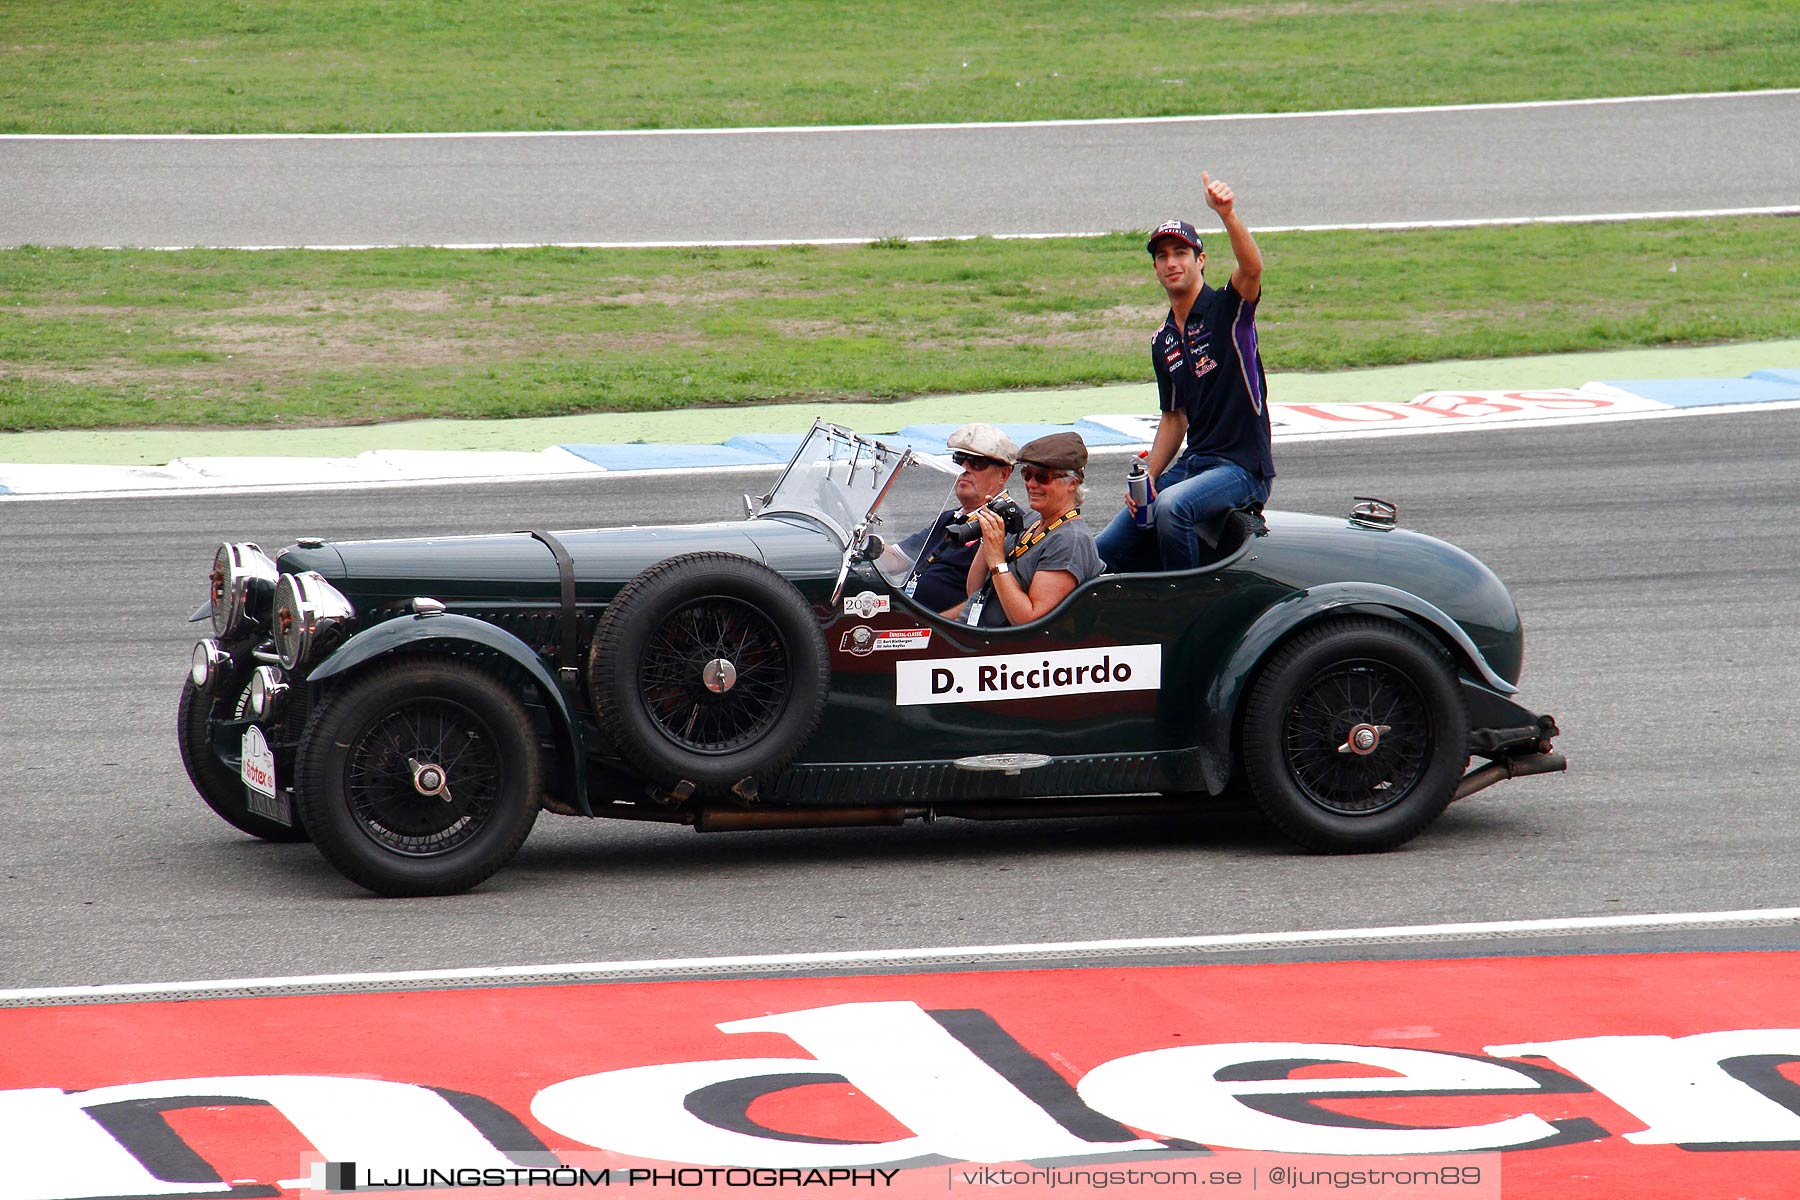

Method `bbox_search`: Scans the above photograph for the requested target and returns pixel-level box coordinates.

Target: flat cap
[1015,431,1088,475]
[944,422,1018,466]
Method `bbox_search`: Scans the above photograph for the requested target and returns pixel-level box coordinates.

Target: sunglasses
[1020,466,1074,485]
[951,451,1003,471]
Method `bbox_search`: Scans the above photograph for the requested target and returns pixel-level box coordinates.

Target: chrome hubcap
[702,658,738,694]
[408,757,452,801]
[1337,722,1390,756]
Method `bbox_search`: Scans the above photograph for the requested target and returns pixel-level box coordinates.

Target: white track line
[107,205,1800,252]
[6,88,1797,141]
[0,460,776,503]
[5,907,1796,1005]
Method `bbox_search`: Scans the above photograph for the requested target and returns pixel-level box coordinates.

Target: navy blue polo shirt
[897,510,979,612]
[1153,281,1274,484]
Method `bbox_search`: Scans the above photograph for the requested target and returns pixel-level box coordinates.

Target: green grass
[4,217,1798,432]
[3,0,1798,133]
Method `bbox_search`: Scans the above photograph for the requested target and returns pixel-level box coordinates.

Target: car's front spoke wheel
[177,668,311,843]
[344,699,502,856]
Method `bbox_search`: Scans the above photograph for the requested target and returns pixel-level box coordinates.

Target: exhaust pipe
[1453,751,1567,803]
[940,799,1202,821]
[695,806,917,832]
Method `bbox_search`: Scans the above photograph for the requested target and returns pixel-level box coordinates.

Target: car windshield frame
[757,420,946,546]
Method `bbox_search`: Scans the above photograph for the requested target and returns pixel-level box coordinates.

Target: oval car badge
[953,752,1053,776]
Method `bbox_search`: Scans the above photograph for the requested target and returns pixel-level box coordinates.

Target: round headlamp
[209,542,280,637]
[190,638,230,689]
[273,571,355,670]
[248,665,288,719]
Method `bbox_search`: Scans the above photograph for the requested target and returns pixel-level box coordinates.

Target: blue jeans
[1095,458,1269,572]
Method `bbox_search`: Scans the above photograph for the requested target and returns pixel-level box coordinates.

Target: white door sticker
[841,626,932,656]
[843,591,890,618]
[896,644,1161,706]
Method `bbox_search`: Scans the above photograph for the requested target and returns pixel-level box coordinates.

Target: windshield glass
[759,422,962,584]
[862,452,966,587]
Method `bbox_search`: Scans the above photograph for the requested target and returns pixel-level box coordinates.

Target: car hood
[277,516,843,602]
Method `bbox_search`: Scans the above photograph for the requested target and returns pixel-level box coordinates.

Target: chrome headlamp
[273,571,355,670]
[190,638,231,689]
[209,542,281,637]
[248,665,288,719]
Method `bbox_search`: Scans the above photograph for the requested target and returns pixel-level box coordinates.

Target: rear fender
[1197,583,1518,794]
[308,613,589,815]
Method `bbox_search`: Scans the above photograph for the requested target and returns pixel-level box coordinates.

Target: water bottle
[1127,452,1155,529]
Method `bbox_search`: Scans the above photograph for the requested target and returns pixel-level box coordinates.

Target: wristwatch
[994,562,1011,575]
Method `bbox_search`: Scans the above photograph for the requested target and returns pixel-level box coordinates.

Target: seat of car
[1096,502,1266,576]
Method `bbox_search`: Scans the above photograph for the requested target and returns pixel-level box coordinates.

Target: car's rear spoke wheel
[1241,618,1468,853]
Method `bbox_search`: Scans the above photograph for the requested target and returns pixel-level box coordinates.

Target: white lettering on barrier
[0,1089,216,1200]
[532,1001,1161,1166]
[1276,387,1668,434]
[11,1007,1800,1196]
[1076,1041,1564,1155]
[0,1075,520,1200]
[895,643,1161,707]
[1088,385,1671,443]
[1489,1030,1800,1148]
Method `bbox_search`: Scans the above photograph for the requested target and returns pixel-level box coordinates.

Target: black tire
[295,660,541,896]
[177,672,310,843]
[588,552,830,794]
[1241,617,1468,853]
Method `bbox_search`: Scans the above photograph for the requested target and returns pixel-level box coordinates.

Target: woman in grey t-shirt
[959,432,1104,627]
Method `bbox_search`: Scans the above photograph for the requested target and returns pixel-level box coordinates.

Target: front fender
[1195,583,1519,794]
[308,613,589,815]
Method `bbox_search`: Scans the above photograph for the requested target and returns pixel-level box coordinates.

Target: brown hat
[1015,431,1088,476]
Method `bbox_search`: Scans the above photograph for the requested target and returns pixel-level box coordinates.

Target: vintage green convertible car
[179,421,1563,896]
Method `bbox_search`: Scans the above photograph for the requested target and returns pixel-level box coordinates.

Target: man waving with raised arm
[1095,173,1274,573]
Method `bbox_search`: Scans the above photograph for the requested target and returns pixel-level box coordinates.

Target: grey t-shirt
[968,515,1104,627]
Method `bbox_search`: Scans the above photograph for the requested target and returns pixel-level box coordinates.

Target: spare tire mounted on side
[588,552,830,795]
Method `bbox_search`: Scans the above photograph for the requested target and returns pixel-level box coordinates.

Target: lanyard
[1007,508,1080,562]
[963,508,1081,627]
[916,509,965,571]
[903,509,968,598]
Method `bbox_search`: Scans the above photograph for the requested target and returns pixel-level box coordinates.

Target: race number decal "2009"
[896,644,1161,706]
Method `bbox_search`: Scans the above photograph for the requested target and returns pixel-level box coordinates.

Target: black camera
[942,493,1027,544]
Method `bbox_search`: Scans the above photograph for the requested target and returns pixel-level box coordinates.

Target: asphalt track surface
[5,91,1799,247]
[3,408,1797,989]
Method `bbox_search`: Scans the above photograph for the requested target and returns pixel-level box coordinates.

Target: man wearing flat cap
[1096,173,1274,573]
[958,432,1104,627]
[883,422,1018,612]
